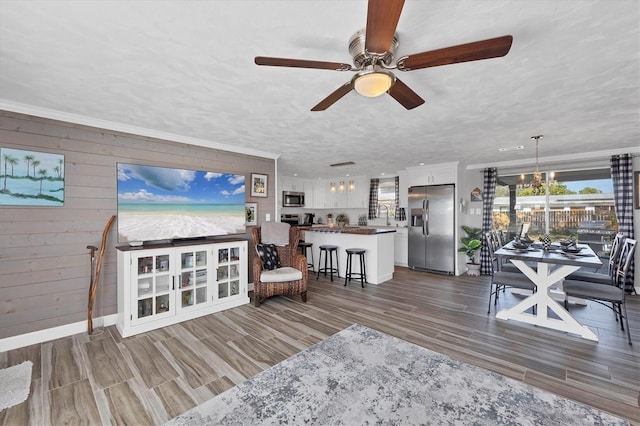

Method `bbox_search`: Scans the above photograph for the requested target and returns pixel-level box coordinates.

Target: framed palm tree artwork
[0,147,65,206]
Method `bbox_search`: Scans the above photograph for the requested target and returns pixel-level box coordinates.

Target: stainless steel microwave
[283,191,305,207]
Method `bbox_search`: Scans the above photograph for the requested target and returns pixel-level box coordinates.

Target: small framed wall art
[0,147,65,206]
[245,202,257,226]
[470,187,483,202]
[251,173,268,197]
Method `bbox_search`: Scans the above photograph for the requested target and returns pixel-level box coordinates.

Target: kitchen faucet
[378,205,390,226]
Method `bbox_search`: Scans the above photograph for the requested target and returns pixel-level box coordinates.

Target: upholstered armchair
[252,226,308,307]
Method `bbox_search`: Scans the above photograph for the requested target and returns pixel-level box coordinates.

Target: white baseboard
[1,285,255,352]
[0,314,118,352]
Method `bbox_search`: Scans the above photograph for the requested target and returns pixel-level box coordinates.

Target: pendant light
[530,135,544,194]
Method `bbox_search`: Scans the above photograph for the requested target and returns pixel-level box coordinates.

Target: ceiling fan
[255,0,513,111]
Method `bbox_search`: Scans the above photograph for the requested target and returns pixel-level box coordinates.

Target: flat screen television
[117,163,246,244]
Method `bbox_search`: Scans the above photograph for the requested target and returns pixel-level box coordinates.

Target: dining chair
[486,230,499,252]
[492,229,505,247]
[564,232,625,285]
[491,229,528,274]
[485,232,537,314]
[563,238,637,345]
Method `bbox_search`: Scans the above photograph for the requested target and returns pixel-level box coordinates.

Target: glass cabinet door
[216,244,243,301]
[133,252,173,324]
[177,248,210,312]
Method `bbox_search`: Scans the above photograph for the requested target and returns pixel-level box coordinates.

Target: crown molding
[465,148,639,171]
[0,100,280,160]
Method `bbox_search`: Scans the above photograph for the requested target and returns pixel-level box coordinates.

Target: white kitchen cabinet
[301,179,314,208]
[430,166,456,185]
[279,175,304,192]
[419,167,455,185]
[346,176,369,208]
[312,179,328,208]
[305,175,370,209]
[326,182,347,208]
[406,162,458,188]
[117,240,249,337]
[394,227,408,266]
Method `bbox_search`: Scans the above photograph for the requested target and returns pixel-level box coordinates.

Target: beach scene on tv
[117,163,246,243]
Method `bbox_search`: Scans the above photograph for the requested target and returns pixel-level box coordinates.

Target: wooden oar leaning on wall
[87,214,116,334]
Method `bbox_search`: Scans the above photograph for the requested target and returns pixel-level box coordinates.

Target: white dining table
[494,242,603,341]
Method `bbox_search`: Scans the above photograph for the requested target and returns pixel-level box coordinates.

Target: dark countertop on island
[306,226,396,235]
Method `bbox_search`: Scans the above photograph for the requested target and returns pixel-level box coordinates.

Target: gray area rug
[166,324,627,425]
[0,360,32,411]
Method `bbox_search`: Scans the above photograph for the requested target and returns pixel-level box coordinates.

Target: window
[378,178,396,218]
[494,168,616,251]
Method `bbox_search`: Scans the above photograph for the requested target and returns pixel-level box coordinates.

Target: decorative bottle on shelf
[542,234,552,251]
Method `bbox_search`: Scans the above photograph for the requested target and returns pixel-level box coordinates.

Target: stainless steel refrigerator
[408,184,455,274]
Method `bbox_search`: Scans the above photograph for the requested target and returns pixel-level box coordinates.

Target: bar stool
[344,248,367,288]
[317,245,339,281]
[298,241,314,270]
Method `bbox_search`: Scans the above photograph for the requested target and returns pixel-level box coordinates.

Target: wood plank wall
[0,111,275,340]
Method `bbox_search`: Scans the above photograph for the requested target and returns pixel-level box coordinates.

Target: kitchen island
[304,227,396,284]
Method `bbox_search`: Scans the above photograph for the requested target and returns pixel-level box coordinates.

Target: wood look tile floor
[1,267,639,425]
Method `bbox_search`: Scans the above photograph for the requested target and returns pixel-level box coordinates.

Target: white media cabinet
[116,238,249,337]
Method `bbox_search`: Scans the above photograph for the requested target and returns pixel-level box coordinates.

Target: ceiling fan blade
[388,78,425,110]
[365,0,405,54]
[397,35,513,71]
[311,81,354,111]
[255,56,352,71]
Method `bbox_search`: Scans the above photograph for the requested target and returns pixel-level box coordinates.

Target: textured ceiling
[0,1,638,179]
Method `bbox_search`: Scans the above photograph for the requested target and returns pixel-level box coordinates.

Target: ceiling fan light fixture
[353,70,394,98]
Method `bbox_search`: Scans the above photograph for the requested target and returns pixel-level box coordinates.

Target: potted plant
[335,212,349,228]
[458,225,482,276]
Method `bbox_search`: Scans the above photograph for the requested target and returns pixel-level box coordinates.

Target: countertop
[306,226,397,235]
